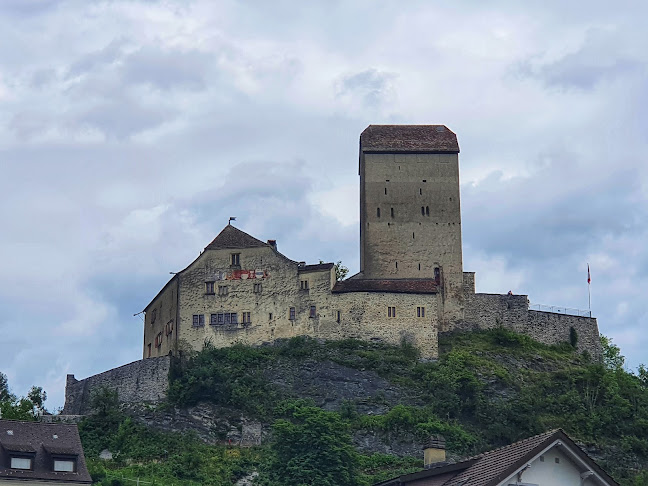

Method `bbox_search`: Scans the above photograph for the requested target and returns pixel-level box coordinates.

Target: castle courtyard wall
[62,357,170,415]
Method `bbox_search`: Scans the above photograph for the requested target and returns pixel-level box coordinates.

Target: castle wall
[166,244,441,359]
[458,290,601,358]
[143,278,178,359]
[359,152,464,327]
[62,357,170,415]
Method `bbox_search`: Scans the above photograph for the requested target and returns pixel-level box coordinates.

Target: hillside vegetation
[78,329,648,485]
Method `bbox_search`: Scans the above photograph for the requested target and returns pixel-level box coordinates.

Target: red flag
[587,264,591,284]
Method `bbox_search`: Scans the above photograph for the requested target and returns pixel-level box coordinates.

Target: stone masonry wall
[62,356,170,415]
[457,291,601,358]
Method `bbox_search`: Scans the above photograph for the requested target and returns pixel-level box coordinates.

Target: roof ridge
[463,429,561,461]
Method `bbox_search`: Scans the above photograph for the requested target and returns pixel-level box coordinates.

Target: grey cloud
[515,28,645,90]
[66,39,129,79]
[336,69,398,107]
[121,47,211,91]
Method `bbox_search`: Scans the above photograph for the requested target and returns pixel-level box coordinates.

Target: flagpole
[587,263,591,317]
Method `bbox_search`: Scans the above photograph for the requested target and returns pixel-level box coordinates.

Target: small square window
[254,283,263,293]
[218,285,229,296]
[217,313,224,324]
[388,306,396,318]
[210,314,219,325]
[205,281,215,294]
[417,306,425,318]
[300,280,309,290]
[192,314,205,327]
[242,312,251,324]
[231,253,240,266]
[231,312,238,324]
[289,307,296,320]
[309,306,316,318]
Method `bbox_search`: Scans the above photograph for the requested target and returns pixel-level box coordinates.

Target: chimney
[423,435,446,468]
[267,240,277,251]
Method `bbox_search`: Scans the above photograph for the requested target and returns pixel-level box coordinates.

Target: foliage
[257,400,360,486]
[99,331,648,485]
[0,372,47,420]
[569,326,578,348]
[335,261,349,281]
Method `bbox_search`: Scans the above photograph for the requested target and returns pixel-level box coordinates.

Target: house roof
[0,420,92,484]
[360,125,459,153]
[375,429,619,486]
[299,263,335,273]
[205,224,270,250]
[332,278,439,294]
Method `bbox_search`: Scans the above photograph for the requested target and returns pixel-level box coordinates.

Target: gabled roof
[0,420,92,484]
[332,278,438,294]
[205,224,269,250]
[360,125,460,153]
[375,429,619,486]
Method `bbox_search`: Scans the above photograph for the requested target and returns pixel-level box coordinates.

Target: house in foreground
[0,420,91,485]
[374,429,618,486]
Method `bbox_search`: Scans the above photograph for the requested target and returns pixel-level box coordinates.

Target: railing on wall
[529,303,592,318]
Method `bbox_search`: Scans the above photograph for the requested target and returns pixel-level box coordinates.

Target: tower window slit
[426,206,430,216]
[421,206,425,215]
[391,208,394,218]
[419,188,422,195]
[418,263,421,271]
[412,232,415,239]
[377,208,380,217]
[395,261,398,269]
[385,187,387,195]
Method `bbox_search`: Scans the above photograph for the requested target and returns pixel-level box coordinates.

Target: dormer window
[10,456,33,470]
[53,458,76,472]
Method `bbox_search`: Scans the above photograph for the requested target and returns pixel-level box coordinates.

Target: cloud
[336,68,398,108]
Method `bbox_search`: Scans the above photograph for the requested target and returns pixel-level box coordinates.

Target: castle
[141,125,602,360]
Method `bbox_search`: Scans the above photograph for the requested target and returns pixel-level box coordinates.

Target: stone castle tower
[358,125,464,325]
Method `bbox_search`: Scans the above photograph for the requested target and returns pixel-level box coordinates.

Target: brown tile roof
[205,225,269,250]
[299,263,335,272]
[375,429,619,486]
[0,420,92,484]
[332,278,438,294]
[361,125,459,153]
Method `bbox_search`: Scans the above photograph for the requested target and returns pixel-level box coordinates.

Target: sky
[1,0,646,411]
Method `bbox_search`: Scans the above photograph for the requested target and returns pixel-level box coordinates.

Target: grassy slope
[80,330,648,485]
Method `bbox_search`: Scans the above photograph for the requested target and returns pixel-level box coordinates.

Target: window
[230,312,238,324]
[336,310,341,323]
[254,283,262,293]
[10,457,32,470]
[417,306,425,317]
[205,281,215,294]
[192,314,205,327]
[242,312,251,324]
[151,308,157,324]
[224,313,230,324]
[269,313,273,320]
[419,188,422,195]
[210,314,219,325]
[377,207,381,217]
[309,306,316,318]
[53,459,75,472]
[384,187,387,195]
[289,307,296,320]
[390,207,394,218]
[147,343,151,358]
[421,206,425,215]
[300,280,309,290]
[155,332,163,347]
[388,306,396,318]
[231,253,240,266]
[426,206,430,216]
[218,285,229,296]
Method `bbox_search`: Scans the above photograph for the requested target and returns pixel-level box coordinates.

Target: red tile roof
[332,278,438,294]
[361,125,459,153]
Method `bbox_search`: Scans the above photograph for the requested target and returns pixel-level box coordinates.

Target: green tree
[0,373,46,420]
[601,335,625,371]
[335,261,349,281]
[0,372,11,402]
[259,402,360,486]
